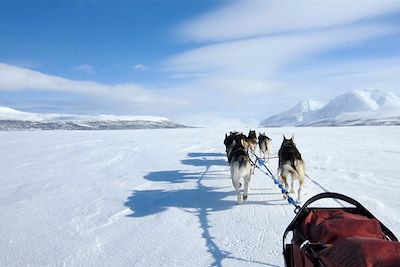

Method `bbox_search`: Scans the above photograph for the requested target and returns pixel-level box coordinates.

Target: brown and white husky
[277,135,305,201]
[258,132,272,162]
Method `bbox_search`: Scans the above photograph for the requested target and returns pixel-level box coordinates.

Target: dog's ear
[283,134,287,140]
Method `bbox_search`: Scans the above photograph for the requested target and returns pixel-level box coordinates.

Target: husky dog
[237,133,251,152]
[224,132,238,158]
[258,132,272,162]
[225,132,250,154]
[247,130,257,154]
[277,135,305,201]
[224,132,252,203]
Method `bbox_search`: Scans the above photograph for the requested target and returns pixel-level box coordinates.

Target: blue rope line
[250,152,301,210]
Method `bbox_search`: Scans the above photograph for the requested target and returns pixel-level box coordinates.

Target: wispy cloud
[0,63,187,113]
[168,72,207,79]
[166,24,398,94]
[74,64,95,74]
[133,64,149,71]
[282,57,400,97]
[177,1,400,42]
[162,1,400,123]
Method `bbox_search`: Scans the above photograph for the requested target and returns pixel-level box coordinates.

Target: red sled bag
[283,193,400,267]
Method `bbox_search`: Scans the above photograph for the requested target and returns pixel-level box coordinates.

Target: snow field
[0,127,399,266]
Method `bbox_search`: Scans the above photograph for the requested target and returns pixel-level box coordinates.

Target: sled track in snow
[305,173,345,207]
[305,174,329,193]
[249,152,345,208]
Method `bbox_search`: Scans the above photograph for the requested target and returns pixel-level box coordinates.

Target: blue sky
[1,0,400,125]
[0,0,225,83]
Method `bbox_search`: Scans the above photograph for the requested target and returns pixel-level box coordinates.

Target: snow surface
[261,89,400,126]
[1,127,400,266]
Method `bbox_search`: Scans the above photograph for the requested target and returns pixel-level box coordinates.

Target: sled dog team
[224,130,305,203]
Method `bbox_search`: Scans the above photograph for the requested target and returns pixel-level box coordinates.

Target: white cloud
[74,64,95,74]
[170,24,397,74]
[133,64,149,71]
[165,24,397,94]
[0,63,187,108]
[177,1,400,42]
[163,0,400,122]
[168,72,207,79]
[283,57,400,97]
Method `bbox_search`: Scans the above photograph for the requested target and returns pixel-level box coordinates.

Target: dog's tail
[295,159,305,181]
[295,159,305,201]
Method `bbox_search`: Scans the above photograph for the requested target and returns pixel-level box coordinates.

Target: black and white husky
[247,130,257,154]
[224,133,252,203]
[224,132,237,158]
[258,132,272,162]
[277,135,305,201]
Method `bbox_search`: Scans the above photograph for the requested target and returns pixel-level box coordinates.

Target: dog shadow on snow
[125,152,279,267]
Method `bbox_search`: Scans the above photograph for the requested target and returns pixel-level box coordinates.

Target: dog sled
[283,192,400,267]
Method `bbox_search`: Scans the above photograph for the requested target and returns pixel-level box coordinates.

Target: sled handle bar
[283,192,398,252]
[301,192,367,211]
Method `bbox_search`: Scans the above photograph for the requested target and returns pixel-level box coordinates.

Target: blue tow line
[250,152,301,213]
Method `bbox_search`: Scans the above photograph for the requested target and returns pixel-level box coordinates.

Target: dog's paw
[243,195,248,201]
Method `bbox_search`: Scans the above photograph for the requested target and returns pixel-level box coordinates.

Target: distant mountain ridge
[0,107,189,130]
[260,100,323,127]
[260,89,400,127]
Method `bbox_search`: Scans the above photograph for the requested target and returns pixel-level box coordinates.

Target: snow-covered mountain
[260,100,323,127]
[0,107,188,130]
[260,89,400,127]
